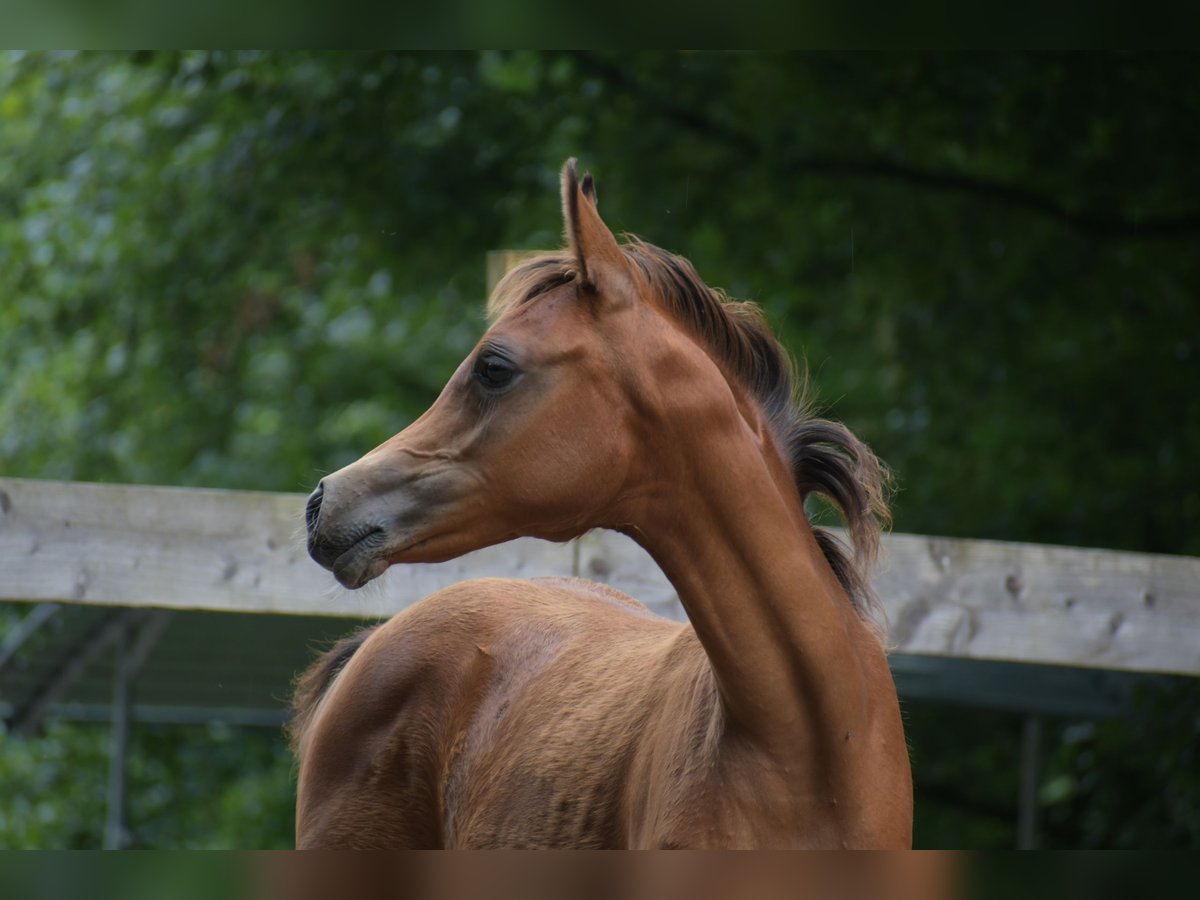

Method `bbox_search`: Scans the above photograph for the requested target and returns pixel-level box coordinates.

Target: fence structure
[1,475,1198,847]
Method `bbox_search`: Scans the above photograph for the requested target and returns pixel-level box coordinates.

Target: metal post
[1017,714,1043,849]
[104,627,131,850]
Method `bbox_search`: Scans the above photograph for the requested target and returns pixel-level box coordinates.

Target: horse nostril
[305,483,325,536]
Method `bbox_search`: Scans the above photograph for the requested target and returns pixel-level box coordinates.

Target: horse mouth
[331,530,442,589]
[330,529,389,589]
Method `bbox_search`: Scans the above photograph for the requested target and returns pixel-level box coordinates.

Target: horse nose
[305,482,325,538]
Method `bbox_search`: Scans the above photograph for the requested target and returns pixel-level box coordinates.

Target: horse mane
[488,241,891,628]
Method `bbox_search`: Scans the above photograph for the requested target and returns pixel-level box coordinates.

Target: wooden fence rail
[1,476,1198,675]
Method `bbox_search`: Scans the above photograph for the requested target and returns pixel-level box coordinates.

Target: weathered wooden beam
[0,476,576,619]
[1,477,1198,675]
[873,533,1200,674]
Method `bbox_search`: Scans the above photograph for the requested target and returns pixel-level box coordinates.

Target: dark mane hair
[488,241,891,629]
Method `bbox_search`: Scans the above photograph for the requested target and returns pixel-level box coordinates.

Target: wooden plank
[575,528,1200,673]
[0,477,577,620]
[874,533,1200,674]
[1,477,1199,675]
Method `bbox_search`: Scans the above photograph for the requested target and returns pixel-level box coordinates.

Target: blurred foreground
[3,852,1198,900]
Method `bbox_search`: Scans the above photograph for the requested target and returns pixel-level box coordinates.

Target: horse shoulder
[295,576,669,847]
[294,579,524,846]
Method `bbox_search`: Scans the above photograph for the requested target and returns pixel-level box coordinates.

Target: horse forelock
[482,242,891,629]
[486,253,578,323]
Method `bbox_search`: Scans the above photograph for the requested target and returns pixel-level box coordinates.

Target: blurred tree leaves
[1041,681,1200,847]
[1,51,1197,848]
[0,718,292,849]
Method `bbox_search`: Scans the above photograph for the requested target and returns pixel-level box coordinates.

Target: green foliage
[1,51,1197,848]
[1041,682,1200,848]
[0,720,292,849]
[0,719,108,847]
[907,704,1024,848]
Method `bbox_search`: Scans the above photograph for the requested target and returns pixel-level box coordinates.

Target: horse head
[305,159,726,588]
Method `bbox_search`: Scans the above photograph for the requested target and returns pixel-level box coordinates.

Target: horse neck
[622,395,893,786]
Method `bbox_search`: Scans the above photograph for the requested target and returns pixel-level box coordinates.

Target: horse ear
[561,158,625,292]
[580,171,597,206]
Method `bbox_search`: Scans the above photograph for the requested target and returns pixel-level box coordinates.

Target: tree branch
[576,53,1200,240]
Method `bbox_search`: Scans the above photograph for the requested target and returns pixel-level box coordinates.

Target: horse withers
[292,160,912,848]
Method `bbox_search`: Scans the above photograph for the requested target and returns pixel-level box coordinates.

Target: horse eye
[474,353,516,390]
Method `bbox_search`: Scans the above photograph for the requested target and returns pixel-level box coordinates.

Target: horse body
[296,577,899,849]
[297,578,708,848]
[294,160,912,848]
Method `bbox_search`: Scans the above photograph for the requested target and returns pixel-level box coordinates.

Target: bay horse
[292,160,912,848]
